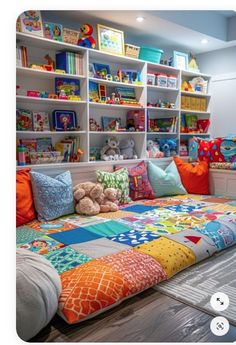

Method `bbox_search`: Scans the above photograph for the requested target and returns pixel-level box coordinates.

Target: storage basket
[139,46,163,63]
[63,28,80,45]
[125,44,140,59]
[30,151,64,165]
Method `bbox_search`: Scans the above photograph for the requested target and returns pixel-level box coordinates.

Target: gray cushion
[16,248,62,341]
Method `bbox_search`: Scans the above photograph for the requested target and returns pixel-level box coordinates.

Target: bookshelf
[16,32,211,169]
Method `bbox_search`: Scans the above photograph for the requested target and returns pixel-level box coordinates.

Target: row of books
[56,51,83,75]
[18,136,80,164]
[181,114,210,133]
[148,117,177,133]
[16,46,28,67]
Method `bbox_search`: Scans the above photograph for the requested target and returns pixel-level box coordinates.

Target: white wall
[197,46,236,137]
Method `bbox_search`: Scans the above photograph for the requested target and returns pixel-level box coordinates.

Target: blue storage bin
[139,46,164,63]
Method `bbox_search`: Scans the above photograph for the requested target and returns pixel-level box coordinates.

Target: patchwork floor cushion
[16,248,61,341]
[16,194,236,327]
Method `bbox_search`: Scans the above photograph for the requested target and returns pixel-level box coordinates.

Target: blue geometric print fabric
[108,229,160,246]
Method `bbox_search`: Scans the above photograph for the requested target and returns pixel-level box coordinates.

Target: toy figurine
[77,24,96,48]
[188,53,199,72]
[59,89,68,100]
[44,54,55,70]
[48,93,58,99]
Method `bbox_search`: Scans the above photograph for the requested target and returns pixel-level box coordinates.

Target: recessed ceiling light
[136,16,144,22]
[201,39,209,44]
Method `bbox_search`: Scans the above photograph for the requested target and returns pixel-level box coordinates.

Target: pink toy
[27,90,40,97]
[147,140,164,158]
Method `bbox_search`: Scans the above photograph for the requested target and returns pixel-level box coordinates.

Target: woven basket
[63,28,80,45]
[125,44,140,59]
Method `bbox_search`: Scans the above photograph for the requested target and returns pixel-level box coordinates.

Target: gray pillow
[16,248,62,341]
[30,170,74,221]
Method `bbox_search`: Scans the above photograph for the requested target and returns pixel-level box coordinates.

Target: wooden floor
[31,288,236,342]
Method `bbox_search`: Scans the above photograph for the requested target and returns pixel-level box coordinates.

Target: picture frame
[52,110,77,131]
[33,112,50,132]
[44,22,63,42]
[173,51,189,70]
[19,11,43,37]
[97,24,125,56]
[93,63,111,78]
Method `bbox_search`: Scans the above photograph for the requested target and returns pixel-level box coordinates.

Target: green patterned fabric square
[96,168,130,204]
[83,220,132,237]
[45,247,92,274]
[16,227,41,245]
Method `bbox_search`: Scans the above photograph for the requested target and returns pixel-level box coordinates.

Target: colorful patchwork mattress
[16,194,236,324]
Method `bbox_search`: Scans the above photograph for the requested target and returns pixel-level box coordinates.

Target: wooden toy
[55,69,66,74]
[27,90,40,97]
[48,93,58,99]
[67,95,81,101]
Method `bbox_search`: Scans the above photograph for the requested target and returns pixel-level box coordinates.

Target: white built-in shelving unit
[16,32,211,170]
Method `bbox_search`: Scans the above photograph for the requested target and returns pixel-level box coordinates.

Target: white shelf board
[89,77,144,88]
[181,90,211,98]
[147,85,179,92]
[89,131,145,135]
[89,102,144,110]
[16,32,87,54]
[16,67,86,80]
[147,132,178,135]
[89,48,145,66]
[16,95,86,105]
[147,62,180,74]
[180,133,210,136]
[16,131,86,135]
[180,109,210,115]
[147,107,179,113]
[181,69,211,78]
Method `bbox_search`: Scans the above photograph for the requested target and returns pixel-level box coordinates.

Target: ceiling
[42,10,236,55]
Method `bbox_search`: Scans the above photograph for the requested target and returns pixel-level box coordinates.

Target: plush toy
[119,138,138,159]
[100,136,123,161]
[73,182,103,216]
[99,188,121,213]
[77,24,96,49]
[159,139,177,157]
[89,118,101,131]
[146,140,164,158]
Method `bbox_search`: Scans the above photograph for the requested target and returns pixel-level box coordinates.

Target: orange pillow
[16,169,36,227]
[173,157,209,194]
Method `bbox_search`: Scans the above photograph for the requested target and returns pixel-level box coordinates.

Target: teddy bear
[146,140,164,158]
[159,139,177,157]
[98,188,121,213]
[73,182,103,216]
[100,136,123,161]
[119,138,138,159]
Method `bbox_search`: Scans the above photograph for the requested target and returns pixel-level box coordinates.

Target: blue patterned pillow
[30,171,74,221]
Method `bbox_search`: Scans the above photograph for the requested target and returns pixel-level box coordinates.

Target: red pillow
[16,168,36,226]
[173,157,209,194]
[128,161,155,200]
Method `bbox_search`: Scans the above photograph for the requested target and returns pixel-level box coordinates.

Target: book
[55,78,80,96]
[197,119,210,133]
[185,115,198,133]
[55,142,72,162]
[101,116,121,131]
[44,22,63,41]
[33,112,50,131]
[16,109,33,131]
[16,46,28,67]
[36,137,53,152]
[89,81,99,102]
[155,118,175,132]
[20,139,37,164]
[19,11,43,37]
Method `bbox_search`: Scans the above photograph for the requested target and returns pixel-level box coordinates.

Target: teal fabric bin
[139,46,164,63]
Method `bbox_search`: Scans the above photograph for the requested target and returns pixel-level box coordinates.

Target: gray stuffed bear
[100,136,123,161]
[119,138,138,159]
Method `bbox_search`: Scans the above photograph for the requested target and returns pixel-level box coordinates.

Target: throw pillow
[30,171,74,221]
[96,168,130,204]
[127,161,155,201]
[174,156,209,194]
[147,160,187,197]
[16,168,36,227]
[197,138,225,163]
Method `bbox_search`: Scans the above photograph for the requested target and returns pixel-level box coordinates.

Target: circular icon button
[210,316,229,336]
[210,292,229,311]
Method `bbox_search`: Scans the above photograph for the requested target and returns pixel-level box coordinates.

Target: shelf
[89,77,144,88]
[16,67,86,80]
[181,69,211,78]
[147,107,179,113]
[89,131,145,135]
[89,102,144,110]
[16,32,87,54]
[16,131,86,135]
[89,48,145,66]
[16,95,86,105]
[147,85,179,92]
[147,132,178,135]
[180,133,210,136]
[147,62,180,74]
[180,109,210,115]
[181,90,211,98]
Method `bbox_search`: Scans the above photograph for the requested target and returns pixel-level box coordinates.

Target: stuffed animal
[77,24,96,48]
[100,136,123,161]
[73,182,103,216]
[159,139,177,157]
[119,138,138,159]
[99,188,121,213]
[146,140,164,158]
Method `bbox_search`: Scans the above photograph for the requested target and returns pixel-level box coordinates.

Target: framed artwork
[97,24,124,56]
[19,11,43,37]
[33,112,50,132]
[44,22,63,41]
[93,63,111,77]
[173,51,189,70]
[52,110,77,131]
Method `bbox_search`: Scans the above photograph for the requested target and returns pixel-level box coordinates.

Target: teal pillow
[147,160,187,197]
[30,171,74,221]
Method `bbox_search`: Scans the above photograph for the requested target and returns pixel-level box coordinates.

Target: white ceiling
[53,10,236,54]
